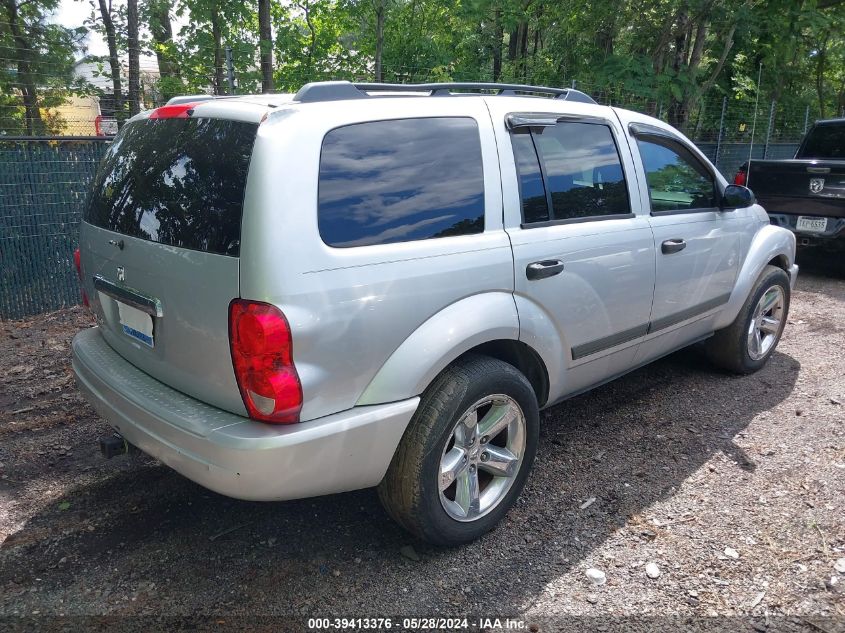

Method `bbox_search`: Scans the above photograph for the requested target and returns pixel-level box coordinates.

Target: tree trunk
[518,22,528,60]
[127,0,140,115]
[374,2,385,82]
[258,0,273,92]
[815,33,829,119]
[211,3,225,95]
[666,12,689,129]
[303,1,315,73]
[150,0,179,81]
[651,13,677,71]
[2,0,46,134]
[697,22,736,96]
[98,0,124,125]
[596,23,614,58]
[687,20,707,74]
[507,27,518,61]
[492,7,502,82]
[514,21,528,79]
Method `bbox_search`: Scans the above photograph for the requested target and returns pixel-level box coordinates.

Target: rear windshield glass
[800,124,845,159]
[85,118,257,256]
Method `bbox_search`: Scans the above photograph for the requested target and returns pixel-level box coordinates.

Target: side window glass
[636,136,718,212]
[511,120,631,224]
[511,129,549,224]
[318,117,484,247]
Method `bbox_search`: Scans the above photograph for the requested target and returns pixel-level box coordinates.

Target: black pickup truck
[735,118,845,249]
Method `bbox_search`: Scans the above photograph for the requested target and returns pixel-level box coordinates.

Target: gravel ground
[1,257,843,631]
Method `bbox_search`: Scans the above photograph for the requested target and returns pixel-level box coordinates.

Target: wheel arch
[714,224,797,330]
[767,253,790,272]
[464,340,549,407]
[356,292,550,408]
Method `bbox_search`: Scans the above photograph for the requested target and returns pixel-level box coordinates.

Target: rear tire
[378,355,539,546]
[705,265,790,374]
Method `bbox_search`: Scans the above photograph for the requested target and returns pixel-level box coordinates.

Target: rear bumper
[72,327,418,501]
[768,213,845,244]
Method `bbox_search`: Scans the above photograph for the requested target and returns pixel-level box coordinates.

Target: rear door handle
[526,259,564,280]
[93,275,164,317]
[661,239,687,254]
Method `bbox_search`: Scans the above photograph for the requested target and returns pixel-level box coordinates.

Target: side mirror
[721,184,755,210]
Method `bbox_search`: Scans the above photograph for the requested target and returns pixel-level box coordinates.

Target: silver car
[72,81,798,545]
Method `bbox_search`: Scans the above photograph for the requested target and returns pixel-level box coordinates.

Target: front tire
[378,355,539,546]
[705,265,790,374]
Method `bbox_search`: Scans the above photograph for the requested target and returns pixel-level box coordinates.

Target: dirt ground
[0,255,843,631]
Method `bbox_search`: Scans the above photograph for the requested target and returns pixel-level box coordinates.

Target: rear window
[318,117,485,248]
[85,118,257,256]
[799,124,845,159]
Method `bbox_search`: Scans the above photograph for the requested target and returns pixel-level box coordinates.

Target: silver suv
[72,81,798,545]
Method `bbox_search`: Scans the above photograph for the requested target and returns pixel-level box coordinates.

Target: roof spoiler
[164,94,244,106]
[165,95,219,106]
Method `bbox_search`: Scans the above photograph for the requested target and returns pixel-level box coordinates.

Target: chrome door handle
[526,260,564,280]
[93,275,163,317]
[661,239,686,254]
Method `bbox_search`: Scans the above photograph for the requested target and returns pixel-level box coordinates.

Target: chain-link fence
[683,97,810,178]
[0,137,109,318]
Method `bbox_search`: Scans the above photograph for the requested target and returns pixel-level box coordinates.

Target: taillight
[734,167,747,186]
[73,247,89,307]
[228,300,302,424]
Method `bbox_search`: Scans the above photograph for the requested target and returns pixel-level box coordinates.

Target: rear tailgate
[79,113,258,416]
[749,159,845,217]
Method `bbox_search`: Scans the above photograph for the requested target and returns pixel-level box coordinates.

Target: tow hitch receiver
[99,434,130,459]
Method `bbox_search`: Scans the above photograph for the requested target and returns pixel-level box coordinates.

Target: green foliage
[2,0,845,136]
[0,0,87,134]
[272,0,368,90]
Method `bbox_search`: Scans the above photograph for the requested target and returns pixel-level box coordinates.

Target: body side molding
[569,293,731,361]
[571,324,649,360]
[647,293,732,334]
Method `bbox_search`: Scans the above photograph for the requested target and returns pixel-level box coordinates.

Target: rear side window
[85,118,257,256]
[512,121,630,224]
[799,124,845,159]
[511,131,549,224]
[318,117,485,247]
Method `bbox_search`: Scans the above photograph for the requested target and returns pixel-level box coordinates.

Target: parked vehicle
[735,118,845,249]
[72,81,797,545]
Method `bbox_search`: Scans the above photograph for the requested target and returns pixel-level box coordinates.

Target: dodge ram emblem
[117,266,125,283]
[809,178,825,193]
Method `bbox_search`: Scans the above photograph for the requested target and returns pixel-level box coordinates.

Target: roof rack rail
[293,80,597,105]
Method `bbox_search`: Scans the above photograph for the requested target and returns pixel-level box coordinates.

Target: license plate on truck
[117,302,154,348]
[796,216,828,233]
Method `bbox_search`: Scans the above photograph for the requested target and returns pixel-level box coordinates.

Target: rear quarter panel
[238,98,514,421]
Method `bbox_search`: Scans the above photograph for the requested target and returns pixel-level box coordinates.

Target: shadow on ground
[0,345,800,617]
[796,247,845,280]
